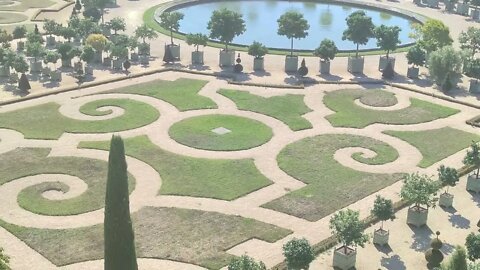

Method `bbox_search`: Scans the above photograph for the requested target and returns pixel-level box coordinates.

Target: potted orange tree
[371,195,395,246]
[401,173,439,227]
[464,141,480,193]
[437,165,459,207]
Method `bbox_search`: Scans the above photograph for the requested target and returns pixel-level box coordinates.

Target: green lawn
[0,207,291,269]
[384,127,480,168]
[324,89,459,128]
[0,0,55,11]
[103,78,217,111]
[169,114,273,151]
[218,89,312,131]
[0,99,159,139]
[80,136,272,200]
[0,12,28,24]
[0,148,134,216]
[263,134,404,221]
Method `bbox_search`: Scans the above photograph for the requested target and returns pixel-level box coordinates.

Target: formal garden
[0,0,479,269]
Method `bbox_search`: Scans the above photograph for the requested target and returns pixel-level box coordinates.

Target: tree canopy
[371,195,395,230]
[406,45,426,67]
[282,238,315,270]
[437,165,459,193]
[375,24,401,58]
[400,173,438,208]
[466,233,480,262]
[342,10,375,57]
[227,255,266,270]
[427,46,463,87]
[329,209,369,249]
[86,33,108,52]
[313,38,338,62]
[159,11,184,44]
[248,41,268,59]
[134,24,158,44]
[186,33,209,52]
[463,141,480,178]
[207,9,246,50]
[413,19,453,53]
[459,27,480,59]
[277,11,309,56]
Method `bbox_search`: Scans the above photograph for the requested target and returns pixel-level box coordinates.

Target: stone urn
[332,245,357,270]
[379,56,396,71]
[253,57,264,71]
[439,192,454,208]
[407,205,428,227]
[320,60,331,74]
[466,174,480,193]
[407,66,419,79]
[167,44,181,60]
[219,50,235,67]
[348,56,364,73]
[285,55,298,73]
[373,228,389,246]
[191,51,204,65]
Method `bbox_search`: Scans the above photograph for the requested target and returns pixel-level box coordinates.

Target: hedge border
[270,164,477,270]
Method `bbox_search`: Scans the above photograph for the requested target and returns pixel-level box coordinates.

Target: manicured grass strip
[0,148,134,216]
[324,89,459,128]
[0,99,159,139]
[384,127,480,168]
[104,78,217,111]
[0,12,28,23]
[0,0,55,11]
[169,114,273,151]
[263,134,403,221]
[218,89,312,131]
[80,136,272,200]
[0,207,291,269]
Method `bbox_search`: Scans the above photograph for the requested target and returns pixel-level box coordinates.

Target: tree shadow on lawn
[381,254,406,270]
[409,225,433,252]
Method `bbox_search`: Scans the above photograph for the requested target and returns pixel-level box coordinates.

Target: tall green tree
[427,46,463,88]
[375,25,401,58]
[463,142,480,178]
[459,27,480,59]
[400,173,439,209]
[442,246,469,270]
[108,17,126,35]
[134,24,158,44]
[282,238,315,270]
[277,11,310,56]
[370,195,395,230]
[438,165,459,193]
[329,209,369,253]
[0,247,10,270]
[228,255,266,270]
[342,10,375,58]
[207,9,246,51]
[412,19,453,53]
[159,11,184,45]
[466,233,480,262]
[104,135,138,270]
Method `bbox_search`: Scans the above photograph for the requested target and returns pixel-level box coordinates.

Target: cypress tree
[104,135,138,270]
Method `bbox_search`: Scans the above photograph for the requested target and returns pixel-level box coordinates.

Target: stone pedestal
[285,55,298,73]
[333,246,357,270]
[466,174,480,193]
[439,192,454,208]
[348,56,364,73]
[407,206,428,227]
[253,57,264,71]
[320,60,331,74]
[373,229,389,246]
[379,56,396,71]
[407,66,419,79]
[191,51,204,65]
[219,50,235,67]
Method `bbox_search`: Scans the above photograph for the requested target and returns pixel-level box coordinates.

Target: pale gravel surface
[0,0,479,268]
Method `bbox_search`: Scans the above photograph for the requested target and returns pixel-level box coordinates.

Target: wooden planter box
[166,44,180,60]
[285,55,298,73]
[62,59,72,68]
[456,3,470,15]
[219,50,235,67]
[46,36,56,47]
[439,192,454,208]
[140,55,149,65]
[471,9,480,20]
[407,206,428,227]
[17,41,24,51]
[74,62,83,73]
[320,60,331,74]
[407,67,419,79]
[444,0,455,11]
[253,57,264,71]
[427,0,439,8]
[130,52,139,62]
[333,246,357,270]
[103,57,112,67]
[50,70,62,81]
[466,174,480,193]
[112,59,123,70]
[42,67,51,77]
[0,65,10,77]
[347,56,364,73]
[84,65,94,75]
[379,56,396,71]
[30,61,42,73]
[373,228,389,246]
[191,51,204,65]
[470,80,480,93]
